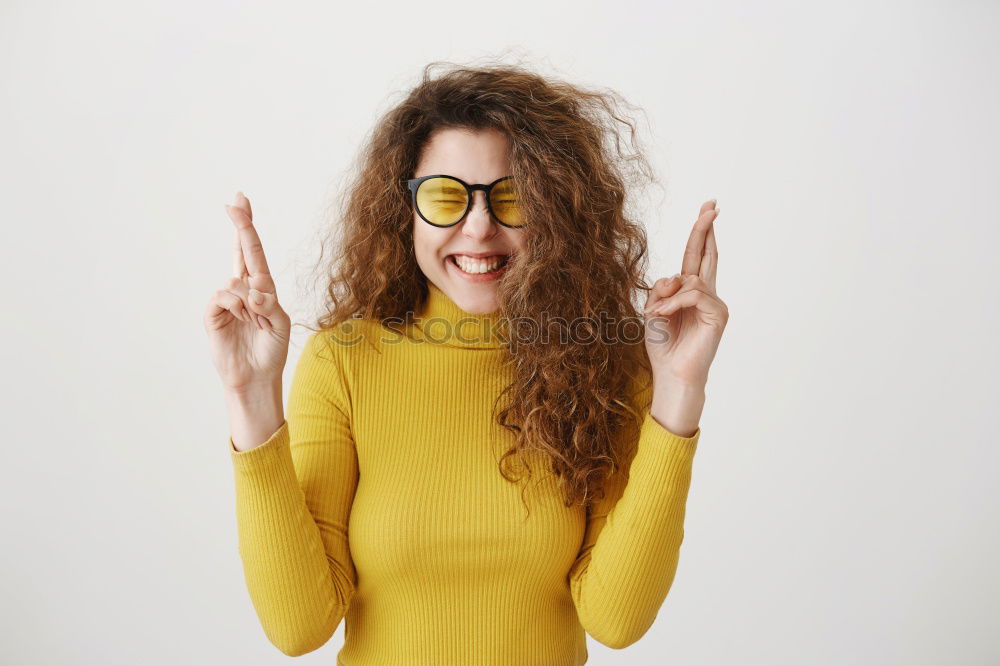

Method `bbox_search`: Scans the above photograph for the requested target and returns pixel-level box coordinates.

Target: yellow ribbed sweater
[229,282,700,664]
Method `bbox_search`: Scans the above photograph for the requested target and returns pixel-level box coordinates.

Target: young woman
[204,62,727,664]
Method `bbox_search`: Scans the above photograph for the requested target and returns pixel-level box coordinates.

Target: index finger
[228,192,252,278]
[680,200,719,276]
[232,227,248,279]
[700,217,718,291]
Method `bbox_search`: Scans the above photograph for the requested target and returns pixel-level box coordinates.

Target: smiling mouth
[448,254,511,275]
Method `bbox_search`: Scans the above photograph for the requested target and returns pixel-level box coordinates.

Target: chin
[447,283,500,315]
[460,295,499,315]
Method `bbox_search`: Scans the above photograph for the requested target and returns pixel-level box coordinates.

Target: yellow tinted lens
[416,177,469,226]
[490,179,523,227]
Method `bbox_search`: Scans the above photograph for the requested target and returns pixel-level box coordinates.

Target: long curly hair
[304,59,660,513]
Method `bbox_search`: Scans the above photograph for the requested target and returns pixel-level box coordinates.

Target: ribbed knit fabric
[229,281,700,664]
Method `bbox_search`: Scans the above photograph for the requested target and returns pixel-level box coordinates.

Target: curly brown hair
[303,58,660,515]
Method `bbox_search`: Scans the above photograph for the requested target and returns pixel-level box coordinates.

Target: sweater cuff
[640,411,700,460]
[229,420,291,475]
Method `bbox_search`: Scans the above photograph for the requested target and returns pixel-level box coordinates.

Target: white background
[1,1,997,664]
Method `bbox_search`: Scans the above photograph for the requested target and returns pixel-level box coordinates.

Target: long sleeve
[229,330,358,657]
[567,378,700,650]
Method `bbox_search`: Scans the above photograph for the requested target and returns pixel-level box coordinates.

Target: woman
[205,62,727,663]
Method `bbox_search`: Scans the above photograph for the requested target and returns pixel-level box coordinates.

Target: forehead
[415,127,511,183]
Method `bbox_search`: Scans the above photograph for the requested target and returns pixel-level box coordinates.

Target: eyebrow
[433,185,466,195]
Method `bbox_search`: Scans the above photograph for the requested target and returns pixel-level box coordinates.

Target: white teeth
[453,255,508,274]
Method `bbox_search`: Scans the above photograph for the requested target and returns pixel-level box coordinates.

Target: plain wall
[1,0,997,663]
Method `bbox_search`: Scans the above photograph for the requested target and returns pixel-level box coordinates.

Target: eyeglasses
[401,174,525,228]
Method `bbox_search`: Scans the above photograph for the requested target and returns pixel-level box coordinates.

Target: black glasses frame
[400,174,525,228]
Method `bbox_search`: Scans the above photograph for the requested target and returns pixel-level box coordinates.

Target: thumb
[247,288,279,315]
[246,288,291,336]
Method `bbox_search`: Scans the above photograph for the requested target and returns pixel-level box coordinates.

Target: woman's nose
[461,192,497,239]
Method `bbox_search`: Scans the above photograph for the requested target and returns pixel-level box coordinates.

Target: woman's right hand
[204,192,291,395]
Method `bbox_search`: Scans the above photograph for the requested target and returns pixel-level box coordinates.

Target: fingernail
[249,289,264,305]
[708,198,717,205]
[233,192,242,204]
[714,206,721,215]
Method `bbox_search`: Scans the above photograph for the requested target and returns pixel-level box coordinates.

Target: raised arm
[229,330,358,656]
[569,199,726,648]
[567,376,700,649]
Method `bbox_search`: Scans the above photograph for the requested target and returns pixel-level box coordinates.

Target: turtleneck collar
[412,281,508,350]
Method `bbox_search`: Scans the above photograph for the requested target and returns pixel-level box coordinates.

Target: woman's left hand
[643,201,729,393]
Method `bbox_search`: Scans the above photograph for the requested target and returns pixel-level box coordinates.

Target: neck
[413,281,507,350]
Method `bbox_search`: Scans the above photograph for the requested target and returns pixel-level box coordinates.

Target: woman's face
[412,127,527,315]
